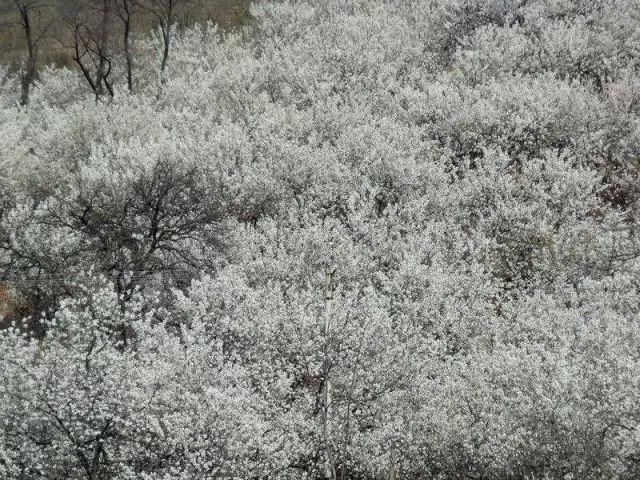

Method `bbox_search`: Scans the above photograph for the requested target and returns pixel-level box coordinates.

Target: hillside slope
[1,0,640,479]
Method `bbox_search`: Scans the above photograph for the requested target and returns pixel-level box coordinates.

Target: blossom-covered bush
[1,0,640,478]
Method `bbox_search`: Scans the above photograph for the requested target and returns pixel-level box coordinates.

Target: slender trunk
[95,0,111,97]
[124,22,133,92]
[18,5,38,106]
[389,442,396,480]
[323,269,337,480]
[160,21,170,73]
[122,0,134,92]
[159,0,175,74]
[73,26,98,97]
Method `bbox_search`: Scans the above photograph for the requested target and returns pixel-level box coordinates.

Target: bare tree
[60,0,116,100]
[142,0,189,75]
[11,0,52,105]
[114,0,136,92]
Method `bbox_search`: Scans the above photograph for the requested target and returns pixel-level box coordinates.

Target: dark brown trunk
[160,0,175,74]
[18,4,38,106]
[95,0,111,97]
[160,21,170,73]
[124,15,133,92]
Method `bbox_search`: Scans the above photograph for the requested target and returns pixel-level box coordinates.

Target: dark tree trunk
[17,3,39,106]
[160,20,170,73]
[124,15,133,92]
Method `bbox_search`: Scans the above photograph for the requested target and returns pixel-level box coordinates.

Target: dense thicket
[1,0,640,478]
